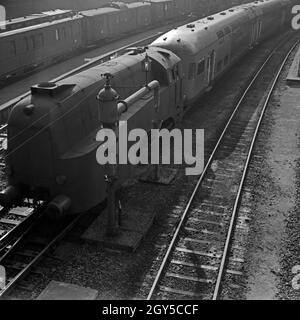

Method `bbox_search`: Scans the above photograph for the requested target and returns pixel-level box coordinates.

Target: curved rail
[146,37,299,300]
[212,39,299,300]
[0,211,84,298]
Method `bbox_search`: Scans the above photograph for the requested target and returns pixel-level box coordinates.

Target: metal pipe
[117,80,160,115]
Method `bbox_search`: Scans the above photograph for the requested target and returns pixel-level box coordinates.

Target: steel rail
[212,39,300,300]
[0,211,85,298]
[146,36,299,300]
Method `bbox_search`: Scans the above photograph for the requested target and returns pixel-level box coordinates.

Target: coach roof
[0,15,82,39]
[150,0,285,56]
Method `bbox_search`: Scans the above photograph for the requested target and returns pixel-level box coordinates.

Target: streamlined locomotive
[1,0,297,215]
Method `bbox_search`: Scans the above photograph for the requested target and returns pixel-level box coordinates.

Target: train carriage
[127,2,152,29]
[0,0,258,84]
[149,0,176,24]
[150,0,295,105]
[174,0,192,17]
[258,0,293,38]
[81,7,121,44]
[0,16,83,81]
[190,0,211,17]
[105,2,136,35]
[0,9,75,34]
[150,8,246,104]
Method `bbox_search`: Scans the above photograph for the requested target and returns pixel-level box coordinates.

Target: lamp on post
[96,72,120,237]
[143,51,151,86]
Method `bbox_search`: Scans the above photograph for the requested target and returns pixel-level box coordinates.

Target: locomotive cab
[143,47,184,124]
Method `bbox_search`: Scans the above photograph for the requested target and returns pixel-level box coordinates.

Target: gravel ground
[9,30,298,300]
[237,44,300,300]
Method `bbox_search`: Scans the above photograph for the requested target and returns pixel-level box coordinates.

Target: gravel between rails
[222,41,300,300]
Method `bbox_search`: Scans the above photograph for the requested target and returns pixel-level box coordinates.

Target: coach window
[173,65,180,80]
[63,27,67,39]
[31,35,36,49]
[171,69,176,81]
[197,59,205,75]
[23,37,29,51]
[69,25,74,38]
[217,60,222,73]
[224,55,229,66]
[9,41,16,55]
[224,26,231,35]
[188,62,196,80]
[37,34,44,48]
[167,70,174,83]
[55,29,60,41]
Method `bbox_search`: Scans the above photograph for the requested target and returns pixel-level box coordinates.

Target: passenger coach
[150,0,296,105]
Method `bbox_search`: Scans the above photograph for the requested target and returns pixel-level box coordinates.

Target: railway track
[0,202,45,253]
[146,36,300,300]
[0,210,84,298]
[0,124,7,168]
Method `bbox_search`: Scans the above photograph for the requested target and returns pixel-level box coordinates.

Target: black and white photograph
[0,0,300,307]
